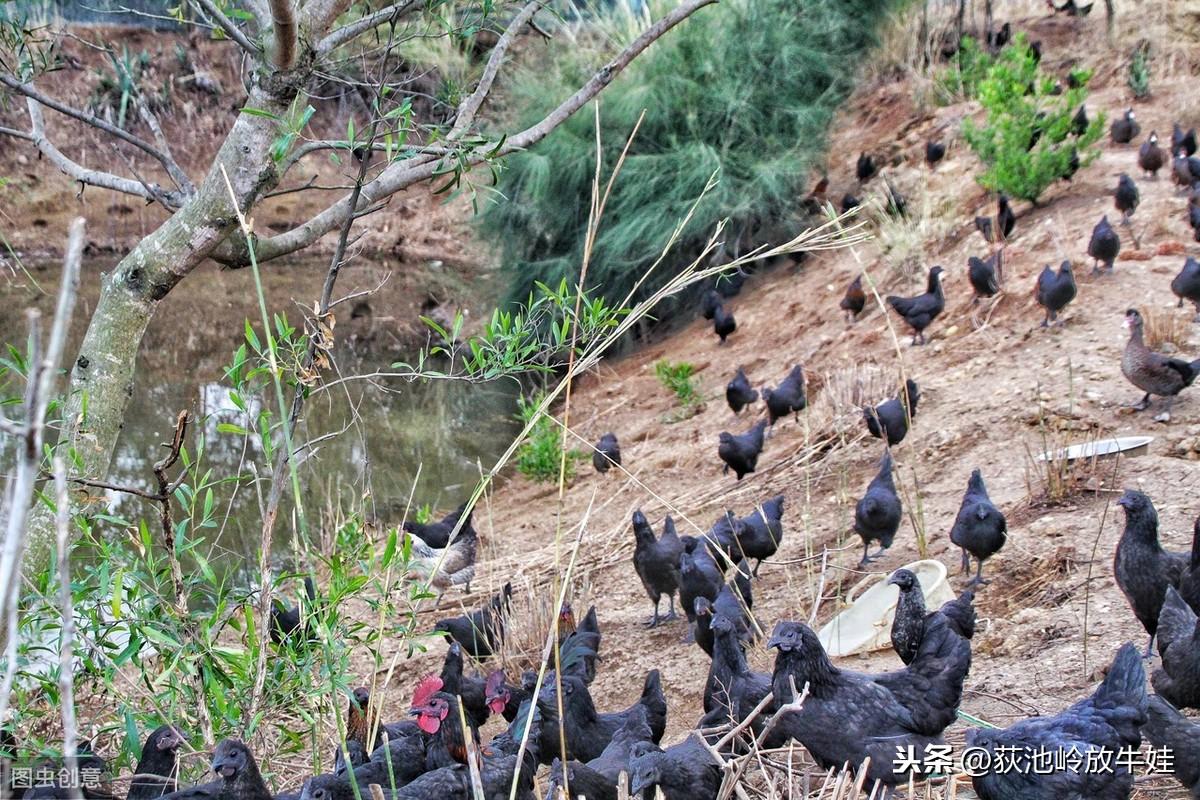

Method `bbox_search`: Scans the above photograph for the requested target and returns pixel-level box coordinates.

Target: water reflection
[1,258,521,571]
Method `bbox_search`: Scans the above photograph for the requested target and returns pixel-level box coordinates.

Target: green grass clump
[961,34,1104,203]
[655,360,700,408]
[515,394,583,482]
[480,0,897,313]
[1128,45,1151,99]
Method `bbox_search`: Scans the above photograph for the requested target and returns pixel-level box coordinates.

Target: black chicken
[433,582,511,659]
[1175,122,1198,157]
[158,740,272,800]
[700,290,722,320]
[925,139,946,169]
[539,671,666,763]
[853,450,902,567]
[1180,516,1200,614]
[888,569,976,666]
[766,613,971,789]
[439,642,492,729]
[631,510,684,627]
[1172,257,1200,317]
[840,193,861,214]
[592,432,622,474]
[628,738,721,800]
[127,725,185,800]
[1114,173,1139,223]
[712,305,736,344]
[856,152,878,183]
[1109,108,1139,144]
[270,576,316,646]
[1035,260,1077,327]
[886,266,945,345]
[1087,215,1120,274]
[693,596,715,657]
[967,643,1147,800]
[404,502,473,549]
[725,367,758,414]
[727,495,785,576]
[840,274,865,322]
[949,469,1007,585]
[545,705,655,800]
[1139,131,1165,177]
[678,540,724,635]
[310,726,429,800]
[703,611,772,726]
[863,378,920,446]
[762,366,806,427]
[967,252,1001,303]
[1151,586,1200,709]
[1143,696,1200,798]
[1114,489,1189,655]
[717,420,767,481]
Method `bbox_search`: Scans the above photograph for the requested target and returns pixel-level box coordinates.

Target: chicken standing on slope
[766,613,971,791]
[1139,131,1166,177]
[863,378,920,446]
[1109,109,1139,144]
[968,252,1001,303]
[1122,308,1200,422]
[628,738,721,800]
[887,266,945,345]
[1173,257,1200,318]
[592,432,622,474]
[1142,696,1200,798]
[1114,173,1139,223]
[840,274,865,322]
[888,569,976,666]
[949,469,1007,585]
[631,510,684,627]
[725,367,758,414]
[700,290,722,320]
[853,450,903,568]
[702,610,772,727]
[408,518,477,597]
[761,365,806,427]
[678,538,725,641]
[1035,260,1077,327]
[1151,586,1200,709]
[1174,122,1198,157]
[712,304,736,344]
[1088,215,1121,274]
[925,139,946,169]
[727,494,785,576]
[856,152,878,182]
[1113,489,1189,655]
[717,419,767,481]
[432,582,511,659]
[404,502,472,549]
[968,644,1147,800]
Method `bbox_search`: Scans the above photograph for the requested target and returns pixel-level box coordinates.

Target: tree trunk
[24,82,299,568]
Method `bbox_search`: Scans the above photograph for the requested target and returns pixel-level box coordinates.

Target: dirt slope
[371,6,1200,799]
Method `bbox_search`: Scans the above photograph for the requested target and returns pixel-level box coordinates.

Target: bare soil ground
[364,5,1200,799]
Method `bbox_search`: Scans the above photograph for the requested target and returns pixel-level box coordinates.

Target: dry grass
[807,362,901,442]
[870,182,956,285]
[1142,307,1191,351]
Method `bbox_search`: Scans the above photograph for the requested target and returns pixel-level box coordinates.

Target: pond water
[0,255,521,571]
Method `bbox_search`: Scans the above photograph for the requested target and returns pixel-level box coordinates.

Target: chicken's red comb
[485,670,505,696]
[411,675,443,708]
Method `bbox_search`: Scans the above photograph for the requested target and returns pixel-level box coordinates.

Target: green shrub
[936,35,994,101]
[1128,45,1150,100]
[655,360,699,407]
[514,393,583,482]
[961,34,1104,203]
[480,0,897,312]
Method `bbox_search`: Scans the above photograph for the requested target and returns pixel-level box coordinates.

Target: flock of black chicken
[11,7,1200,800]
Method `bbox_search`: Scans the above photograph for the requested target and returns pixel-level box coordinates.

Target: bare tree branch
[0,125,34,142]
[0,218,84,730]
[190,0,262,59]
[220,0,717,265]
[0,75,191,184]
[269,0,298,68]
[135,99,196,195]
[447,0,542,142]
[24,98,184,207]
[316,0,421,55]
[277,137,452,178]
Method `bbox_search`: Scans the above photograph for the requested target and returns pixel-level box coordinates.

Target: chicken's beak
[211,755,238,780]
